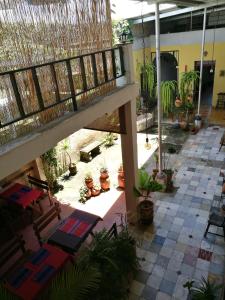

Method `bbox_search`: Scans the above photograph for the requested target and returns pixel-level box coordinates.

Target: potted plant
[118,164,125,189]
[183,277,222,300]
[99,168,110,191]
[103,133,115,147]
[134,168,163,225]
[163,168,174,192]
[85,172,94,189]
[79,186,91,204]
[91,184,101,197]
[60,139,77,176]
[161,80,177,116]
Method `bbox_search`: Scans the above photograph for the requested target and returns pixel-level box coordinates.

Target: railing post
[119,46,125,76]
[121,43,135,84]
[66,60,77,111]
[111,49,117,79]
[102,51,109,83]
[79,56,87,91]
[91,54,98,87]
[9,73,25,118]
[31,68,44,110]
[50,64,61,103]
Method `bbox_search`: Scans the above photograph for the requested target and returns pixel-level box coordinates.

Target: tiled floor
[129,126,225,300]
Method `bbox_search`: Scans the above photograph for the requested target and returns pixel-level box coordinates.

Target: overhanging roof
[132,0,225,24]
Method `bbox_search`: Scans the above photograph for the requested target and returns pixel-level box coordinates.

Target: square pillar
[120,98,138,221]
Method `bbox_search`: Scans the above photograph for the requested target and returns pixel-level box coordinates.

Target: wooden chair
[0,234,27,279]
[204,212,225,240]
[27,175,53,206]
[33,202,61,246]
[104,223,118,239]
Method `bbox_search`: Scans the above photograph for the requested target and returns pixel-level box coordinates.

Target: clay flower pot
[99,168,110,191]
[85,173,94,189]
[175,98,182,107]
[138,199,154,225]
[118,165,125,189]
[69,163,77,176]
[91,185,101,197]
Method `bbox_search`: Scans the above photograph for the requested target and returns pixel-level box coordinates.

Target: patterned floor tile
[198,248,213,261]
[142,286,158,300]
[159,279,176,295]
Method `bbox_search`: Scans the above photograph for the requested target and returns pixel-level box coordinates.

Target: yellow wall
[133,42,225,107]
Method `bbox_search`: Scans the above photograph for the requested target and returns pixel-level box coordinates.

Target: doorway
[194,61,215,107]
[153,52,178,81]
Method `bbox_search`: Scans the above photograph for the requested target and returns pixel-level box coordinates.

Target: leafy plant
[85,172,92,181]
[48,263,101,300]
[179,70,199,103]
[59,139,73,168]
[183,277,222,300]
[134,168,163,198]
[100,167,108,173]
[103,133,115,147]
[80,228,138,300]
[138,62,156,101]
[79,186,90,204]
[161,80,177,115]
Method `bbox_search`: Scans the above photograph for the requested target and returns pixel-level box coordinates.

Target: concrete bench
[80,140,102,162]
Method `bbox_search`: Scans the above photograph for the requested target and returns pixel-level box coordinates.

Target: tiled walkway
[130,126,225,300]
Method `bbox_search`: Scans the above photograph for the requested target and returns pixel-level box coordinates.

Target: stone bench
[80,140,102,162]
[136,113,154,132]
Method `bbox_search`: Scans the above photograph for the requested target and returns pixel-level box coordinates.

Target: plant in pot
[85,172,94,189]
[99,167,110,191]
[118,164,125,189]
[103,133,115,147]
[91,184,101,197]
[161,80,177,117]
[79,186,91,204]
[60,139,77,176]
[183,277,222,300]
[134,168,163,225]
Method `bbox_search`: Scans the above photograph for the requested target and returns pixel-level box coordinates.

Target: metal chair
[204,212,225,240]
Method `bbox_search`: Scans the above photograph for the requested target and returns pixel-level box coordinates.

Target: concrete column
[122,43,135,84]
[33,157,46,181]
[120,98,138,222]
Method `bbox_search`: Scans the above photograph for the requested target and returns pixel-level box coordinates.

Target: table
[5,243,71,300]
[0,183,44,212]
[48,209,101,253]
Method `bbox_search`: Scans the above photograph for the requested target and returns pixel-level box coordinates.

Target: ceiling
[133,0,219,6]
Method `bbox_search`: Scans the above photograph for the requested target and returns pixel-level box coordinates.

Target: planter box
[136,113,154,132]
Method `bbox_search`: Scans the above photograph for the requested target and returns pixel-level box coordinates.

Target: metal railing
[0,46,125,129]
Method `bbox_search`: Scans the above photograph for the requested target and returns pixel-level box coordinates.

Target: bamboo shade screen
[0,0,117,146]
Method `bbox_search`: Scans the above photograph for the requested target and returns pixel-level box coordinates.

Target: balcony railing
[0,46,125,145]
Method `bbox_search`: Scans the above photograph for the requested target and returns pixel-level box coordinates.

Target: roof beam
[133,0,225,24]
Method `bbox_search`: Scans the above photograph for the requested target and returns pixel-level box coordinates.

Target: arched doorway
[153,52,178,81]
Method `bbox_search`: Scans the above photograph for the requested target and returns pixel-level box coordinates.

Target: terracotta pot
[118,169,125,189]
[85,178,93,189]
[100,171,108,179]
[138,199,154,225]
[175,99,182,107]
[91,187,101,197]
[100,175,110,191]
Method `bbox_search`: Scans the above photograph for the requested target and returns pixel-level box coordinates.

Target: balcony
[0,46,126,147]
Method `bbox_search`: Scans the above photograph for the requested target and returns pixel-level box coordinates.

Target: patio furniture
[0,182,44,214]
[47,209,101,253]
[80,140,102,162]
[219,131,225,152]
[33,202,61,246]
[4,243,72,300]
[0,234,26,278]
[204,212,225,240]
[27,175,53,206]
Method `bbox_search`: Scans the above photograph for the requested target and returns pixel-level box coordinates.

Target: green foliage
[137,62,156,100]
[80,228,138,300]
[179,70,199,103]
[103,133,115,147]
[59,139,72,166]
[48,263,101,300]
[161,80,177,115]
[134,168,163,197]
[79,186,89,204]
[0,286,18,300]
[112,19,133,45]
[183,277,222,300]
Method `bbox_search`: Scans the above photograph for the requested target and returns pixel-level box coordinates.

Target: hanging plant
[160,80,177,115]
[137,62,156,104]
[179,70,199,103]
